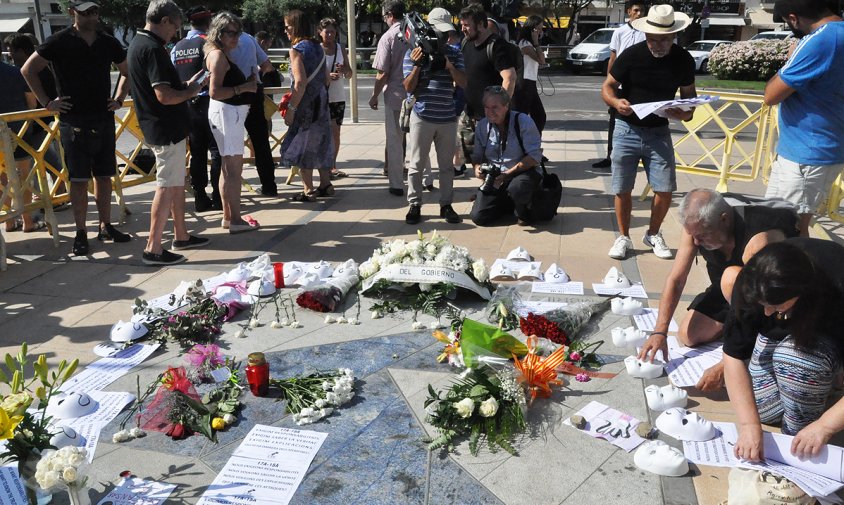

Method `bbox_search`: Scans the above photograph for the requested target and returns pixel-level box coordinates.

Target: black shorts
[329,101,345,126]
[59,118,117,181]
[688,285,730,324]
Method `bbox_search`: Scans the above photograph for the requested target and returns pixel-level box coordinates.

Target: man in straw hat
[601,4,697,261]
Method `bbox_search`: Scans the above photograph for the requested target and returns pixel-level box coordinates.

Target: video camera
[401,11,447,71]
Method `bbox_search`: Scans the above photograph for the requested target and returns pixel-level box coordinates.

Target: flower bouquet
[270,368,355,425]
[137,367,216,442]
[0,344,80,505]
[423,367,526,456]
[360,231,493,317]
[296,260,360,313]
[184,344,226,383]
[34,446,87,505]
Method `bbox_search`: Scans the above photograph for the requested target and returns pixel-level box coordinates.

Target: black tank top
[218,53,253,106]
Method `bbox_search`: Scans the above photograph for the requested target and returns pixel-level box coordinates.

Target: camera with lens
[401,12,447,71]
[478,163,503,194]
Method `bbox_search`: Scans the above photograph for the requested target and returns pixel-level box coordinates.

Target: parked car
[750,30,794,41]
[685,40,733,73]
[566,28,617,75]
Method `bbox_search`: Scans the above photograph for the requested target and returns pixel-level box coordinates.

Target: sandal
[330,170,348,180]
[5,219,22,232]
[315,184,335,197]
[23,219,48,233]
[292,192,317,202]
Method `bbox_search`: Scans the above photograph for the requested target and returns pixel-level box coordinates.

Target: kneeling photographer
[470,86,543,226]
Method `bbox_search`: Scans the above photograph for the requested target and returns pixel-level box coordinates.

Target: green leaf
[4,354,16,374]
[469,385,488,399]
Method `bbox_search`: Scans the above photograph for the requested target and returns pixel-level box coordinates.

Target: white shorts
[765,156,844,215]
[208,100,249,157]
[151,139,187,188]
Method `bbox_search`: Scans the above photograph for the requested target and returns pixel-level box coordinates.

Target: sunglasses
[77,8,99,16]
[221,29,242,37]
[485,85,505,92]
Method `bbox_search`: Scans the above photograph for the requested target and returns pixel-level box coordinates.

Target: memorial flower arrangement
[0,344,80,505]
[424,367,526,456]
[360,231,492,317]
[131,281,227,348]
[184,344,226,383]
[296,261,360,313]
[270,368,355,425]
[34,446,88,504]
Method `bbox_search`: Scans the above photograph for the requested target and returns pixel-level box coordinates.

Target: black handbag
[511,113,562,221]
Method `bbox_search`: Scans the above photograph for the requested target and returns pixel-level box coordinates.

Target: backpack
[462,34,522,89]
[510,113,562,221]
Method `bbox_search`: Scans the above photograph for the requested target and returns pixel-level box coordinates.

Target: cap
[185,5,213,22]
[70,1,99,11]
[427,7,455,33]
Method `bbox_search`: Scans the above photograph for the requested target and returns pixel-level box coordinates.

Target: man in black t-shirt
[127,0,208,266]
[638,189,799,391]
[21,0,131,257]
[458,4,516,161]
[170,5,222,213]
[601,4,696,262]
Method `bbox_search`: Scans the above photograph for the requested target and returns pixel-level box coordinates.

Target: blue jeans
[610,120,676,194]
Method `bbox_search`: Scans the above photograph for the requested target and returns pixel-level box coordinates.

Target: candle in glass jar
[245,352,270,396]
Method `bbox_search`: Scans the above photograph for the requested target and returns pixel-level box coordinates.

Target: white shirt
[610,23,646,56]
[325,42,346,103]
[519,40,539,81]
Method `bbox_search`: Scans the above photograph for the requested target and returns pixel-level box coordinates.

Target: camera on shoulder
[401,12,447,71]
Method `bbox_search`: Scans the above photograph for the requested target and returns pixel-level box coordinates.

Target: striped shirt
[402,44,464,123]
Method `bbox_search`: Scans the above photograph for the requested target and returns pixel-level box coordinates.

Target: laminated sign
[361,264,492,300]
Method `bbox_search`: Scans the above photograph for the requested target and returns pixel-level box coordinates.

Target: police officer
[171,5,222,212]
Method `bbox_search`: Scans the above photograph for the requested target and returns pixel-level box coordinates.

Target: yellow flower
[0,408,23,440]
[211,417,226,431]
[1,392,33,417]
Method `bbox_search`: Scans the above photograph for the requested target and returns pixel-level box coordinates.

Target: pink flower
[185,344,224,368]
[575,373,590,383]
[568,351,581,362]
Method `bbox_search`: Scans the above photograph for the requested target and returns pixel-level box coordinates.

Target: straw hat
[631,5,691,34]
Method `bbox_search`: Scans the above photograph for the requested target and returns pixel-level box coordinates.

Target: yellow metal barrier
[0,90,287,270]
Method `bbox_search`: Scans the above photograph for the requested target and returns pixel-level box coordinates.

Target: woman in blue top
[280,10,334,202]
[470,86,543,226]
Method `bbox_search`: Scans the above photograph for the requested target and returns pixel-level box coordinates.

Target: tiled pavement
[1,117,842,505]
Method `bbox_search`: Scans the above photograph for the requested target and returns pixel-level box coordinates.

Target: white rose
[337,316,347,324]
[411,321,424,330]
[129,427,146,438]
[222,413,237,425]
[324,315,337,324]
[62,467,77,483]
[454,398,475,418]
[371,311,382,319]
[348,317,360,325]
[40,470,59,490]
[479,397,499,418]
[270,320,283,328]
[472,260,489,282]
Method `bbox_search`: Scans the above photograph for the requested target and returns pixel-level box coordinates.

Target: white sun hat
[631,4,691,35]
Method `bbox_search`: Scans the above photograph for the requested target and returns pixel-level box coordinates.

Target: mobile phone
[196,70,208,82]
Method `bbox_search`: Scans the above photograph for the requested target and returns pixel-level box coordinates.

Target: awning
[746,9,783,29]
[0,17,31,33]
[705,15,748,27]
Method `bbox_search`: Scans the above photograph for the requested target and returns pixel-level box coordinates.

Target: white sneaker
[608,235,633,259]
[643,231,673,259]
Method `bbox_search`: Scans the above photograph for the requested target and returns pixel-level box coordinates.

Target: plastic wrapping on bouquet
[246,352,270,397]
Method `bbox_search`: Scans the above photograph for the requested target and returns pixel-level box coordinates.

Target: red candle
[273,262,285,288]
[245,352,270,397]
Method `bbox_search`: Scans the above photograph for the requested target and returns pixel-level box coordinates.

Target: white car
[566,28,617,75]
[750,30,794,41]
[685,40,733,73]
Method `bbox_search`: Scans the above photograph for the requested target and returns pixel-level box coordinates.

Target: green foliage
[423,367,527,456]
[242,0,347,25]
[368,279,462,321]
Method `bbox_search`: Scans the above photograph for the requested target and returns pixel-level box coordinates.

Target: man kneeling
[470,86,542,226]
